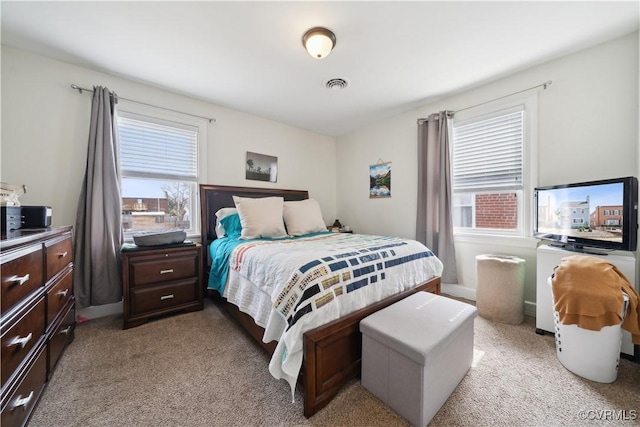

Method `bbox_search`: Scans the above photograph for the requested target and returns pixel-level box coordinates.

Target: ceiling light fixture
[302,27,336,59]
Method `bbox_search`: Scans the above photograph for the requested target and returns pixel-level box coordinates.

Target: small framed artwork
[369,161,391,198]
[246,151,278,183]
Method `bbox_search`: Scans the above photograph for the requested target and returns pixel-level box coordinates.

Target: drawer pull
[10,391,34,411]
[60,326,72,335]
[7,274,30,286]
[58,251,68,258]
[160,294,175,301]
[56,289,69,298]
[6,333,33,349]
[160,269,174,275]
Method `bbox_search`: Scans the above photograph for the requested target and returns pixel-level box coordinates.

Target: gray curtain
[74,86,123,308]
[416,111,458,284]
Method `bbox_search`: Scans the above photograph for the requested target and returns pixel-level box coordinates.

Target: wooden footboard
[302,277,440,417]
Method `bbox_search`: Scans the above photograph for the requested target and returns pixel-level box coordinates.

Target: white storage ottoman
[360,292,477,426]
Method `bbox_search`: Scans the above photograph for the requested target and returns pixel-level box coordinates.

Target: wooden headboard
[198,184,309,254]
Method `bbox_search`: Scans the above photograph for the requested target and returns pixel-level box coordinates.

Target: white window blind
[119,116,198,181]
[453,109,524,192]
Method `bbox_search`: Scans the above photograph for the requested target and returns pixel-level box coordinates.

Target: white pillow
[214,207,238,238]
[233,196,287,239]
[283,198,327,236]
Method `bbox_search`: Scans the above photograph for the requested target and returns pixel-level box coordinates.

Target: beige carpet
[29,298,639,427]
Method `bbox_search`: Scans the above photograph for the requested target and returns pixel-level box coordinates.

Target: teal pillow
[220,213,242,237]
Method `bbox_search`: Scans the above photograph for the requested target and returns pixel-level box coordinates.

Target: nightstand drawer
[1,296,45,388]
[129,278,199,315]
[1,246,44,316]
[45,234,72,281]
[129,254,198,287]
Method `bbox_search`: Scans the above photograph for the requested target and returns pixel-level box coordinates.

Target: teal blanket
[207,236,244,294]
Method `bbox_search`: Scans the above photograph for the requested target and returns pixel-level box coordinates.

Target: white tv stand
[535,244,637,358]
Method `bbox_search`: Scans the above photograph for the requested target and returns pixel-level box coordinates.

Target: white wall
[336,32,639,310]
[0,46,337,230]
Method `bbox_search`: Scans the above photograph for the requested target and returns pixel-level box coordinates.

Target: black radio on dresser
[1,206,52,236]
[1,207,24,234]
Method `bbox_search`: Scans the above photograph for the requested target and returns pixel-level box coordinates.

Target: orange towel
[551,255,640,345]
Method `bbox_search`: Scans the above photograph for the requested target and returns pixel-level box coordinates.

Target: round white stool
[475,254,525,324]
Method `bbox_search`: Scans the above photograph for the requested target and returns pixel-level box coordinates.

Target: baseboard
[442,283,536,317]
[524,301,536,317]
[77,300,123,320]
[442,283,477,301]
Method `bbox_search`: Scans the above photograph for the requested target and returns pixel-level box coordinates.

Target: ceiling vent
[325,78,349,90]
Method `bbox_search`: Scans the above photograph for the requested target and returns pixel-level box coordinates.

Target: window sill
[454,233,539,249]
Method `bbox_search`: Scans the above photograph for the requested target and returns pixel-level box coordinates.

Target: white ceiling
[1,1,638,137]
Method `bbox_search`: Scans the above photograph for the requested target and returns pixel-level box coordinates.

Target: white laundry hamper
[548,278,629,383]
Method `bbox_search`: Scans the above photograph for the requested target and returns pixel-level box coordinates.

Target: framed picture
[369,161,391,198]
[246,151,278,183]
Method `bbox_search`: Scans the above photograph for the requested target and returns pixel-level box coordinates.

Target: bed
[199,184,442,417]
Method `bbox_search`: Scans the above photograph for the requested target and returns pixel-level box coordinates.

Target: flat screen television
[534,176,638,253]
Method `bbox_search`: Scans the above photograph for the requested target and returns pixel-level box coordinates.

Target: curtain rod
[417,80,552,124]
[70,84,216,123]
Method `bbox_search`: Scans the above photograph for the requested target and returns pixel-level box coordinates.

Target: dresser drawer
[46,266,73,327]
[0,346,46,427]
[130,254,198,287]
[45,234,72,281]
[48,301,75,376]
[1,296,45,388]
[130,278,198,315]
[1,246,44,316]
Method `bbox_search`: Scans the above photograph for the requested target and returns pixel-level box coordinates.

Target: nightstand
[121,243,203,329]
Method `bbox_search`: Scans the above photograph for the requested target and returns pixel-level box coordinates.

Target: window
[118,109,204,239]
[452,105,526,235]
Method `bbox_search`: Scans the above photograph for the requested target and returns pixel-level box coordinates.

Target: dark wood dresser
[1,227,75,427]
[121,243,203,329]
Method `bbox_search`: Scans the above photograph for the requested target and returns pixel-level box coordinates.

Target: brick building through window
[474,193,518,229]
